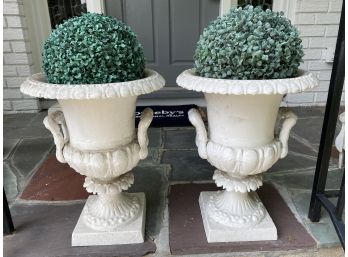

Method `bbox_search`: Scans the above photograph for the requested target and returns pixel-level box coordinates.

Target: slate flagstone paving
[3,107,344,257]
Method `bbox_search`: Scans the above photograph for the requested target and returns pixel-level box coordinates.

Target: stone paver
[130,165,170,238]
[265,169,343,191]
[3,163,18,200]
[27,111,48,127]
[12,137,54,177]
[292,117,324,146]
[139,148,161,166]
[279,247,344,257]
[148,128,162,148]
[269,151,317,173]
[3,139,19,160]
[3,113,36,128]
[163,128,196,149]
[288,134,318,157]
[161,150,214,181]
[288,190,340,247]
[291,107,325,118]
[3,126,52,139]
[4,203,156,257]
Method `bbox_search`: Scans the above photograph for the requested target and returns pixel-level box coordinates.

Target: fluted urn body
[21,69,165,245]
[177,69,318,242]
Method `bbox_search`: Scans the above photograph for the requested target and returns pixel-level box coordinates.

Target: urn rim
[20,68,165,100]
[176,69,319,95]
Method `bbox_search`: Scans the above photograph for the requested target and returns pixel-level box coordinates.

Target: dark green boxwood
[42,13,145,84]
[194,5,304,80]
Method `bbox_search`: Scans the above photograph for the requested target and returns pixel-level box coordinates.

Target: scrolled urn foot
[84,193,141,231]
[81,173,141,231]
[207,170,266,228]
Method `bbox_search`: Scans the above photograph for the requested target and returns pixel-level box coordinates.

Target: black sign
[135,105,197,127]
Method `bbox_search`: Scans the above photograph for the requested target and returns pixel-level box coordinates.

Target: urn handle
[137,107,153,160]
[277,108,298,159]
[188,108,208,159]
[43,110,69,163]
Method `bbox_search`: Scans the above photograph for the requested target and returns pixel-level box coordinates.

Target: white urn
[20,69,165,246]
[177,69,318,242]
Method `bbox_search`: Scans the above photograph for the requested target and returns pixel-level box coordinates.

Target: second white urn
[177,69,319,242]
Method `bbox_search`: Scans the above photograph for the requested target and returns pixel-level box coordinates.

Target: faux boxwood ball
[42,13,145,84]
[194,5,304,80]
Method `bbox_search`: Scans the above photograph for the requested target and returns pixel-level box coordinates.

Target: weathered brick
[303,49,322,60]
[296,13,315,24]
[3,65,17,76]
[12,99,39,111]
[329,0,343,12]
[3,41,12,52]
[3,101,12,111]
[298,25,326,37]
[316,80,330,91]
[4,53,31,64]
[6,16,23,28]
[325,25,339,36]
[3,28,26,40]
[11,41,29,52]
[297,1,329,13]
[315,92,329,103]
[318,70,332,80]
[6,77,26,87]
[286,93,315,104]
[3,16,7,28]
[309,37,337,48]
[4,88,22,99]
[3,2,20,15]
[316,13,341,24]
[308,60,333,70]
[16,65,33,76]
[21,93,36,99]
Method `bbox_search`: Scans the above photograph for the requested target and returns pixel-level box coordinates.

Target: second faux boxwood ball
[42,13,145,84]
[194,5,304,80]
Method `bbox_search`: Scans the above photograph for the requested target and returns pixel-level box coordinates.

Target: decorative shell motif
[177,69,319,95]
[20,69,165,100]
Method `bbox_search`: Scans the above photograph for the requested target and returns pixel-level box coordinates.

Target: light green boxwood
[42,13,145,84]
[194,5,304,80]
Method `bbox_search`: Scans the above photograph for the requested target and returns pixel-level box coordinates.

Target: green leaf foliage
[194,5,304,80]
[42,13,145,84]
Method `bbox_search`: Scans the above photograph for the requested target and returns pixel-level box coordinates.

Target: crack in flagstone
[290,133,319,154]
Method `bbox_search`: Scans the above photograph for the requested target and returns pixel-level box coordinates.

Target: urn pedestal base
[199,191,277,243]
[72,193,146,246]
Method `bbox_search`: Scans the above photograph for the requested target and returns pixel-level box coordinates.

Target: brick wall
[3,0,39,113]
[284,0,344,106]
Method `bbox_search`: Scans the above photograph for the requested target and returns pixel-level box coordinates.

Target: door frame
[219,0,296,21]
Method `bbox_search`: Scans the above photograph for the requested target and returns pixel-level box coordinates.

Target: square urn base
[72,193,146,246]
[199,191,277,243]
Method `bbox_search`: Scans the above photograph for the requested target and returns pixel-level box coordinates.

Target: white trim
[23,0,52,73]
[219,0,296,23]
[219,0,237,16]
[272,0,297,24]
[86,0,106,14]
